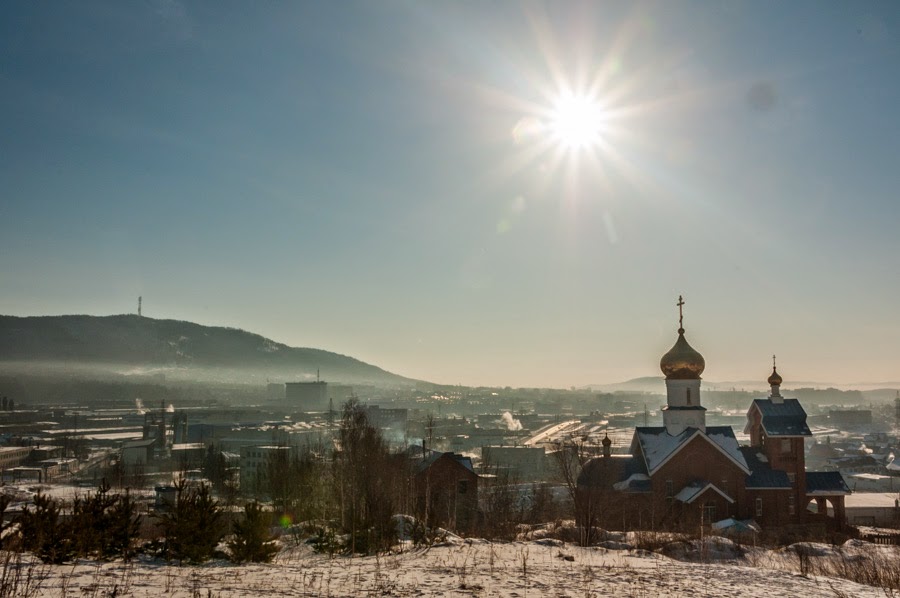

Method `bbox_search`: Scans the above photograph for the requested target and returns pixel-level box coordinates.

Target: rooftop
[749,399,812,437]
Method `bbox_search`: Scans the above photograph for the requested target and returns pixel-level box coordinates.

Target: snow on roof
[634,426,749,475]
[674,481,735,504]
[706,427,750,471]
[612,473,650,491]
[711,518,761,533]
[83,431,144,441]
[122,438,156,448]
[634,427,684,472]
[844,492,900,508]
[850,473,892,481]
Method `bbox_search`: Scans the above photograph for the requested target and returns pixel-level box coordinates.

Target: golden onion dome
[767,367,783,386]
[660,328,705,380]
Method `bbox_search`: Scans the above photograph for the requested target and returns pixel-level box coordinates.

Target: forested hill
[0,314,420,387]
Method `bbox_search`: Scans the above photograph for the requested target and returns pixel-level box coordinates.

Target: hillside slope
[0,314,419,387]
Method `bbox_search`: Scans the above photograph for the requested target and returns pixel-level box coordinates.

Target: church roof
[612,473,651,492]
[739,446,792,489]
[632,426,749,476]
[674,481,735,504]
[659,329,705,380]
[746,399,812,437]
[806,471,851,496]
[577,455,649,491]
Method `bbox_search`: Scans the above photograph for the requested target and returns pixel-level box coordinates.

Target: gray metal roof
[739,446,792,489]
[806,471,851,495]
[752,399,811,437]
[577,455,651,492]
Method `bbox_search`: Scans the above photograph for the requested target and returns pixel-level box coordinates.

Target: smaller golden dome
[660,329,705,380]
[767,367,783,386]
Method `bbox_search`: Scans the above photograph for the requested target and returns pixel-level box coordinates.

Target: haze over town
[3,2,900,388]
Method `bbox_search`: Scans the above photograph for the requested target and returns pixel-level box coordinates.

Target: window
[756,497,763,517]
[457,480,468,495]
[788,495,796,515]
[665,480,674,497]
[787,473,796,484]
[702,502,716,522]
[720,478,728,492]
[781,439,791,454]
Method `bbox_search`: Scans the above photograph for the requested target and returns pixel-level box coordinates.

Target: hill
[0,314,421,387]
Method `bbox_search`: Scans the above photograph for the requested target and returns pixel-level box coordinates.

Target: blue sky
[2,1,900,388]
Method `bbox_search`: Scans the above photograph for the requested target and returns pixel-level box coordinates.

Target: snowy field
[9,538,892,598]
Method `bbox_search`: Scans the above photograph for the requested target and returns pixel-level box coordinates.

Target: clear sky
[2,1,900,388]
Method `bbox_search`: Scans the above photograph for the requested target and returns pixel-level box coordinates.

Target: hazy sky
[3,1,900,388]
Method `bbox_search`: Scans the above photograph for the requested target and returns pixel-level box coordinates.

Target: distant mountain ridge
[0,314,420,387]
[585,376,895,394]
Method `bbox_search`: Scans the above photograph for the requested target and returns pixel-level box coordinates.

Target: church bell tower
[659,296,706,435]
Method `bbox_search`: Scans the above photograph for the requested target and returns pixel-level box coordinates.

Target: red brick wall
[761,435,807,524]
[652,435,749,524]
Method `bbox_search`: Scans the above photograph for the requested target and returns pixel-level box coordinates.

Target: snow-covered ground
[9,538,891,597]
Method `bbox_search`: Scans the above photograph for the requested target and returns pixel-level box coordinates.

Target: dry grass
[2,532,897,597]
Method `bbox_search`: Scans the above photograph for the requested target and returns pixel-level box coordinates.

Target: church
[577,298,850,533]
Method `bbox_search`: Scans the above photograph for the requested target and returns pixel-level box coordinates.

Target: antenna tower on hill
[138,296,142,317]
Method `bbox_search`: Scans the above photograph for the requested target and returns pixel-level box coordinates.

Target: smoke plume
[498,411,522,431]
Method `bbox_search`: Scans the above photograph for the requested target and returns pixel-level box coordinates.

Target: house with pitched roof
[577,298,850,532]
[413,451,479,532]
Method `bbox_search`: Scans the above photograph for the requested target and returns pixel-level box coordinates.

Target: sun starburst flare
[548,93,607,150]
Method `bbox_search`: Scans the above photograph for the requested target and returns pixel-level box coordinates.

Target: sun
[547,93,607,150]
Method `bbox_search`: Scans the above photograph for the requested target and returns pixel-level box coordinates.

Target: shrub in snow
[156,483,225,564]
[67,481,142,561]
[228,502,279,563]
[16,492,73,564]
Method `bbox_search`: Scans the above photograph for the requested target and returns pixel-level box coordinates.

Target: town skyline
[3,2,900,388]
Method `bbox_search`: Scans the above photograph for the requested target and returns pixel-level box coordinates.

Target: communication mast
[138,296,142,317]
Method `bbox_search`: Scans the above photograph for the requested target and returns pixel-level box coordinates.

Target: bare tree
[335,399,398,554]
[552,439,601,546]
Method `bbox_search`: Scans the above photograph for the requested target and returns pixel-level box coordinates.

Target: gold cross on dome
[676,295,685,330]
